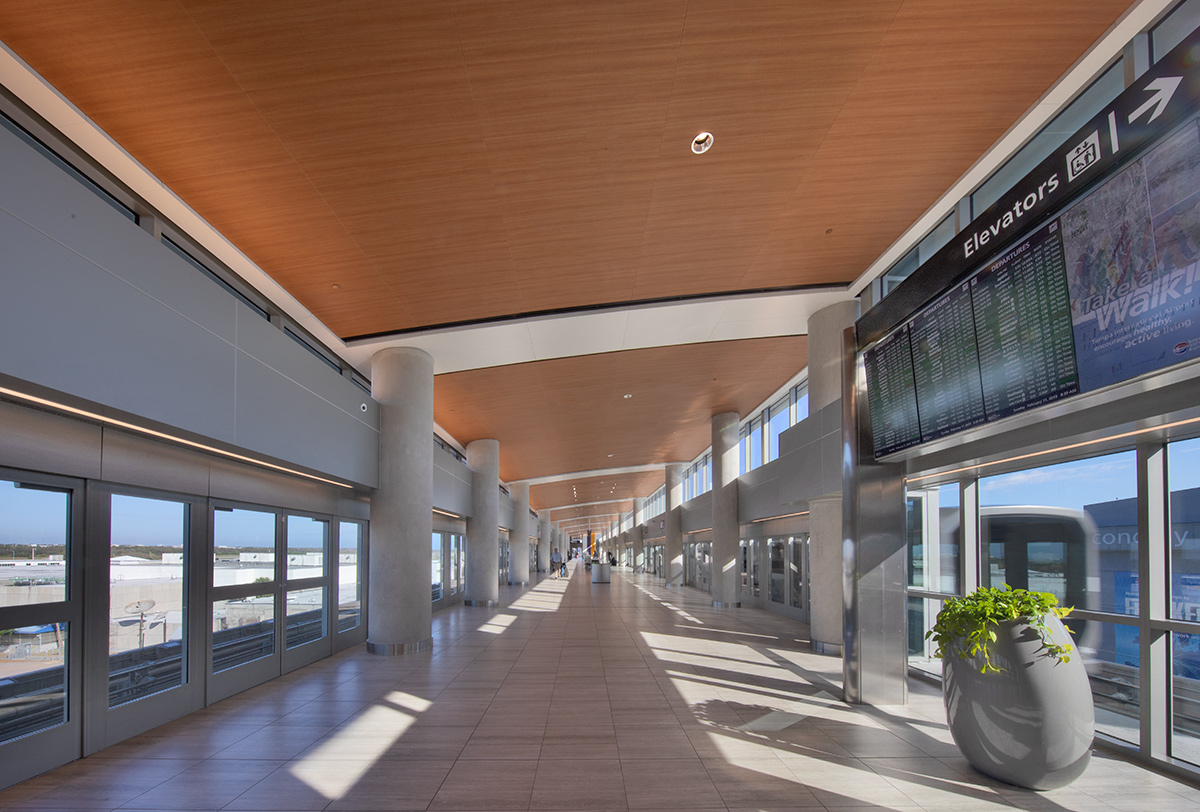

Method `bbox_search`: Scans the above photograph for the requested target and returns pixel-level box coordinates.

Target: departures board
[864,109,1200,458]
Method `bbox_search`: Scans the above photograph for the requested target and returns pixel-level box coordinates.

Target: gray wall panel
[0,123,380,488]
[680,490,712,534]
[234,351,376,485]
[0,127,238,337]
[208,456,344,515]
[98,428,211,495]
[0,399,103,480]
[235,307,377,430]
[433,449,472,518]
[0,216,239,439]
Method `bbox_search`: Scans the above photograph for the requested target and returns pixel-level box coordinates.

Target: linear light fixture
[0,384,353,489]
[906,414,1200,485]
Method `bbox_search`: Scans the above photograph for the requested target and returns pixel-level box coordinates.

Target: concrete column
[368,347,434,655]
[664,463,683,586]
[465,439,500,606]
[631,497,644,572]
[538,513,551,572]
[620,531,629,566]
[509,483,530,584]
[711,411,740,608]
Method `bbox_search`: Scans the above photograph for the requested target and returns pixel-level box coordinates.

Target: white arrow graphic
[1128,76,1182,125]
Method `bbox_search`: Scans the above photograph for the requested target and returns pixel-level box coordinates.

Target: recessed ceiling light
[691,132,714,154]
[623,393,633,399]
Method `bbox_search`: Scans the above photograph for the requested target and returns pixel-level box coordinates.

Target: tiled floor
[3,564,1200,811]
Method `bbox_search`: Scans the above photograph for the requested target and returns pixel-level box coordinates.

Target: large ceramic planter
[942,612,1094,790]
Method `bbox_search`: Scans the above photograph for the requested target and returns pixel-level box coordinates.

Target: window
[742,416,764,473]
[0,477,72,745]
[286,515,325,581]
[767,394,791,462]
[1169,436,1200,761]
[337,521,363,632]
[0,481,69,607]
[432,533,444,601]
[212,595,274,673]
[213,508,275,586]
[979,450,1138,744]
[108,494,187,707]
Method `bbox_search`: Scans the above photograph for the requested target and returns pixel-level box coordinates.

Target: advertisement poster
[1064,119,1200,391]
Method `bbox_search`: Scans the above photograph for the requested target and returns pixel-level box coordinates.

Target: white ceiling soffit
[344,287,848,376]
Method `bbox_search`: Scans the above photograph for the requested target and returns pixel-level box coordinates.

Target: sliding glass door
[0,471,83,786]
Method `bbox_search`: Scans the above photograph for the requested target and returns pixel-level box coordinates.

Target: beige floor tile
[118,759,282,810]
[619,758,725,809]
[429,759,538,811]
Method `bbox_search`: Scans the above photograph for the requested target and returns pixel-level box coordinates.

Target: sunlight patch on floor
[291,703,415,797]
[477,612,517,633]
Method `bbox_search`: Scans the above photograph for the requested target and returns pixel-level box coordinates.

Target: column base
[463,599,500,607]
[367,637,433,656]
[711,600,740,609]
[812,640,843,656]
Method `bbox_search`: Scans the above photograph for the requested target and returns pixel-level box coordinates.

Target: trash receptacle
[592,561,611,583]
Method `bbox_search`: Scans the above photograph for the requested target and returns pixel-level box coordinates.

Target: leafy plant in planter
[926,585,1073,673]
[929,584,1094,791]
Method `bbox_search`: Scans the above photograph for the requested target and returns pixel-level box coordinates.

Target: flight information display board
[864,109,1200,457]
[971,221,1079,421]
[864,327,920,456]
[910,280,986,442]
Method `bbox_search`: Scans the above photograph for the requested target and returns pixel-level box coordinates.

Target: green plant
[926,585,1074,673]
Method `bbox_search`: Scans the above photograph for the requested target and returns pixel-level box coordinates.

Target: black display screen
[864,327,920,456]
[910,280,987,441]
[971,221,1079,421]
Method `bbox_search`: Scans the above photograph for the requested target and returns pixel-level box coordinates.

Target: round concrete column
[664,463,683,587]
[538,513,551,572]
[631,497,644,572]
[711,411,740,608]
[368,347,434,655]
[466,439,500,606]
[509,483,530,584]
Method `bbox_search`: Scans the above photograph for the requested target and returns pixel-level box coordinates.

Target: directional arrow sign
[1128,76,1182,125]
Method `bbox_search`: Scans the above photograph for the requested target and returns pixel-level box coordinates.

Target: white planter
[942,613,1094,790]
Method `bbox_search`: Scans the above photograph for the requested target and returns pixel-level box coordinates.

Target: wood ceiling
[0,0,1137,516]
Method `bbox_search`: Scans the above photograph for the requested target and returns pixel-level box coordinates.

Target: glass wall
[1170,436,1200,762]
[740,380,810,473]
[980,451,1137,743]
[211,507,277,673]
[337,521,362,632]
[0,477,73,746]
[107,494,187,708]
[431,532,443,601]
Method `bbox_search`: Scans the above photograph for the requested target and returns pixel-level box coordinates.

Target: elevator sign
[859,23,1200,348]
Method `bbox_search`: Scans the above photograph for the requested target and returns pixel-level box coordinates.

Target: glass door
[0,472,82,788]
[84,488,205,754]
[209,505,279,703]
[790,535,810,622]
[336,520,365,646]
[281,514,330,673]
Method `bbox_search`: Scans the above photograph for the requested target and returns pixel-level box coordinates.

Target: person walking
[550,547,563,579]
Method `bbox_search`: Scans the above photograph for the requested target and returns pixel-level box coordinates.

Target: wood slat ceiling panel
[741,0,1138,287]
[436,336,807,484]
[0,1,1135,336]
[534,472,664,513]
